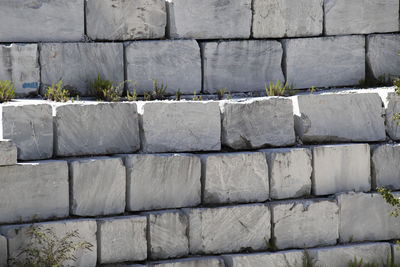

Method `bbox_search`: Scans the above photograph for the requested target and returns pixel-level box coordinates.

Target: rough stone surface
[125,154,201,211]
[372,144,400,190]
[140,101,220,153]
[0,235,6,267]
[69,157,126,216]
[285,36,365,89]
[262,148,312,200]
[201,152,269,204]
[0,0,84,42]
[0,139,17,166]
[0,160,68,224]
[324,0,399,35]
[167,0,251,39]
[309,243,391,267]
[393,244,400,265]
[187,204,270,254]
[54,102,139,157]
[40,43,123,96]
[151,257,225,267]
[272,200,339,249]
[381,91,400,140]
[0,101,53,160]
[87,0,166,40]
[221,97,295,149]
[203,41,284,93]
[0,44,39,96]
[148,210,189,260]
[126,40,201,95]
[293,92,386,143]
[253,0,323,38]
[0,219,97,267]
[312,144,371,195]
[367,34,400,82]
[338,192,400,242]
[98,216,147,264]
[222,250,304,267]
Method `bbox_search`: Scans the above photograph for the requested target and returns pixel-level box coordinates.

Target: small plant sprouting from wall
[265,80,295,96]
[44,80,70,102]
[216,88,226,100]
[0,79,15,103]
[192,91,202,101]
[89,75,121,102]
[175,88,182,101]
[152,79,167,100]
[126,81,137,101]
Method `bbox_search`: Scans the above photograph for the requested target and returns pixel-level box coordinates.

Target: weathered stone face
[126,40,201,95]
[98,216,147,264]
[167,0,251,39]
[372,144,400,190]
[40,43,124,96]
[0,0,84,42]
[252,0,323,38]
[0,140,17,166]
[202,41,284,93]
[284,36,365,89]
[0,235,7,267]
[222,250,304,267]
[152,257,225,267]
[380,90,400,141]
[86,0,166,40]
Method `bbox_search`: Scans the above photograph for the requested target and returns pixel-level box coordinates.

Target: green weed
[0,80,15,103]
[89,75,121,102]
[152,79,167,100]
[192,91,202,101]
[265,80,295,96]
[44,80,70,102]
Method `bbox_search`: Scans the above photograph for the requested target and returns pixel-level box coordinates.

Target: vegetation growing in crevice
[0,79,15,103]
[44,80,70,102]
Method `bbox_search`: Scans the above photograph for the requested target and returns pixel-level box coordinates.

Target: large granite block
[262,148,312,199]
[253,0,323,38]
[125,154,201,211]
[0,140,17,166]
[203,41,284,93]
[285,36,365,89]
[0,44,39,96]
[126,40,201,95]
[337,192,400,242]
[372,144,400,190]
[201,152,269,204]
[151,257,225,267]
[222,250,304,267]
[381,90,400,141]
[140,101,220,153]
[98,216,147,264]
[293,92,386,143]
[0,235,6,267]
[167,0,251,39]
[54,102,139,157]
[40,43,123,96]
[0,219,97,267]
[0,0,84,42]
[87,0,166,40]
[187,204,270,254]
[312,144,371,195]
[272,200,339,249]
[221,97,295,149]
[0,160,68,224]
[0,101,53,160]
[324,0,399,35]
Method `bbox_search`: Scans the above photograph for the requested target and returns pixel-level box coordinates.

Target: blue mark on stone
[22,82,38,88]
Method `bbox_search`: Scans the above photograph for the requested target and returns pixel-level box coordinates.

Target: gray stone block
[187,204,270,254]
[337,192,400,242]
[87,0,166,41]
[381,91,400,141]
[203,41,284,93]
[0,0,84,42]
[151,257,225,267]
[0,235,6,267]
[372,144,400,190]
[222,250,304,267]
[367,34,400,82]
[167,0,251,39]
[124,154,201,211]
[293,92,386,143]
[201,152,269,204]
[0,139,17,166]
[126,40,201,95]
[0,44,39,97]
[147,210,188,260]
[0,219,97,267]
[272,200,339,249]
[54,102,139,157]
[324,0,399,35]
[0,160,68,224]
[140,101,220,153]
[98,216,147,264]
[309,243,391,267]
[284,36,365,89]
[40,43,123,96]
[221,97,295,149]
[312,144,371,195]
[394,243,400,265]
[262,148,312,200]
[0,101,53,160]
[252,0,323,38]
[69,157,126,216]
